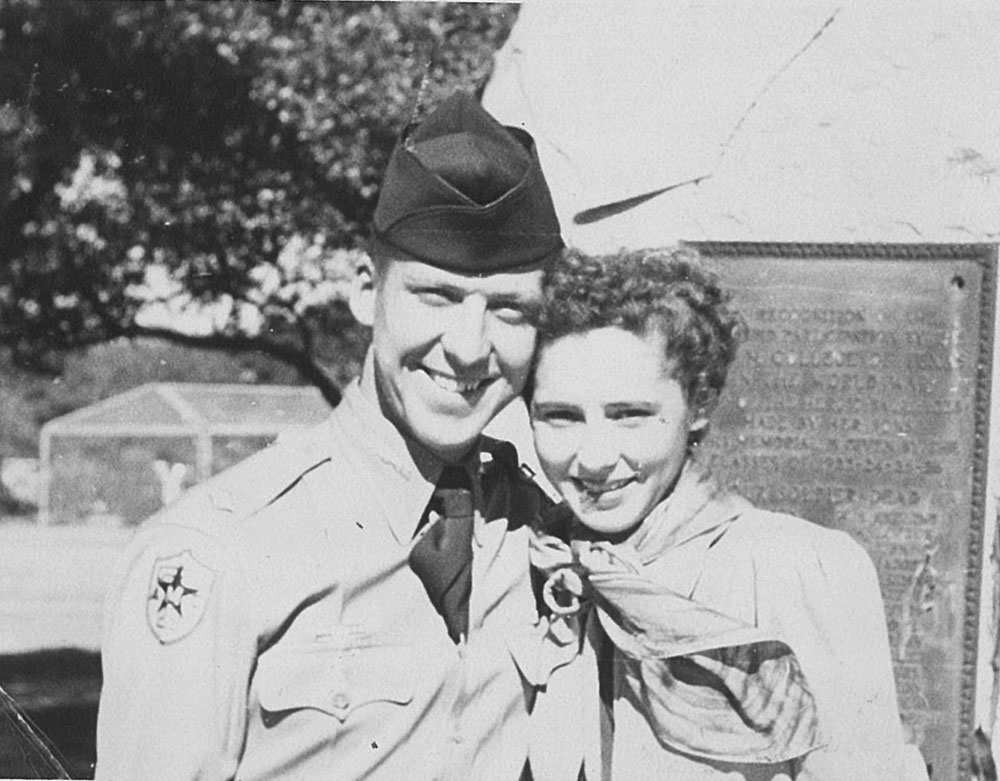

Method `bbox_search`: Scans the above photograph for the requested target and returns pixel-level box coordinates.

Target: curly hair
[534,246,746,415]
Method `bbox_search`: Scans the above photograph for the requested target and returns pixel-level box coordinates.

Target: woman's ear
[687,394,713,448]
[689,382,718,438]
[687,415,710,452]
[688,414,709,445]
[349,255,377,326]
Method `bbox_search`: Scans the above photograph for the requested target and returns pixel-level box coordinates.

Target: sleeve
[94,521,256,781]
[790,530,930,781]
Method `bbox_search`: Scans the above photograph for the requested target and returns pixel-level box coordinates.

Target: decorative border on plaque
[968,243,996,780]
[687,241,998,780]
[689,241,997,262]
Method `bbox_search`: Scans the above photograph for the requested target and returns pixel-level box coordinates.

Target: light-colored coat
[533,462,929,780]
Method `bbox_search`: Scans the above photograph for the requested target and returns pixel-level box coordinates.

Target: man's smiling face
[360,254,544,462]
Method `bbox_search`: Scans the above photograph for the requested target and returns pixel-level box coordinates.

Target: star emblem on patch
[146,550,216,644]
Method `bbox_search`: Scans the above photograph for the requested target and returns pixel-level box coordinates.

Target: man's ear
[349,254,377,326]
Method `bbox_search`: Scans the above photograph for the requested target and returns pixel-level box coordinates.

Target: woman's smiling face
[530,326,706,538]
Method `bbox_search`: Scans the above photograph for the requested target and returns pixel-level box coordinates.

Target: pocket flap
[257,639,415,721]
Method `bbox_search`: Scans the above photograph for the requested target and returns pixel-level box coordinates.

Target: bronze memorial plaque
[693,242,996,781]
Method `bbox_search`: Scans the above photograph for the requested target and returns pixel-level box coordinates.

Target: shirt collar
[334,377,485,544]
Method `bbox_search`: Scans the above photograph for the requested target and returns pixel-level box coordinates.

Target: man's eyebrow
[492,286,545,303]
[403,273,463,293]
[489,293,533,305]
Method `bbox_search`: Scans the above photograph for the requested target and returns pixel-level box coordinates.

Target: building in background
[37,382,330,526]
[2,383,331,655]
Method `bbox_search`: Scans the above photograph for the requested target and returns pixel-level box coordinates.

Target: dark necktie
[409,465,474,644]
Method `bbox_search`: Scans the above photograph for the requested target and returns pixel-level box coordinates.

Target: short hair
[534,246,746,415]
[366,234,402,274]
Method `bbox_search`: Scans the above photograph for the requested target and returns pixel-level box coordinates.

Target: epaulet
[479,436,550,491]
[479,435,560,525]
[479,436,517,474]
[153,421,332,529]
[480,435,551,485]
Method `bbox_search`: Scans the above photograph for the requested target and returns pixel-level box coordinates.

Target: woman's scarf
[531,462,823,764]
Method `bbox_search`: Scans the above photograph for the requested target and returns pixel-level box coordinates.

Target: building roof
[41,383,332,438]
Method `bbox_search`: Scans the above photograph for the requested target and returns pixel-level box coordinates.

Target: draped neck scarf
[531,461,823,764]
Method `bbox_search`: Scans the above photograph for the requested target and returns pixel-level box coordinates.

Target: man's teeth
[427,371,487,394]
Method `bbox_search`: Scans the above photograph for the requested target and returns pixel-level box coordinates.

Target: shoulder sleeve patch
[146,549,217,644]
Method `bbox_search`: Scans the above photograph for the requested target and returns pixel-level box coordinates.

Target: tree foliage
[0,1,518,404]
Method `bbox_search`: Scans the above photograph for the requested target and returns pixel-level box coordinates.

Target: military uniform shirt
[95,380,567,781]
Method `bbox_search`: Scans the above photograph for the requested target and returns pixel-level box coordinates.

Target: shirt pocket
[256,635,415,723]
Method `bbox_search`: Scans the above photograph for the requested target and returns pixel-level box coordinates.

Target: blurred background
[0,2,518,776]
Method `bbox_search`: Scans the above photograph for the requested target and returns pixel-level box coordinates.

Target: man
[95,92,578,780]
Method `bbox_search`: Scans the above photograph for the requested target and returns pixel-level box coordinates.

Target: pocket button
[331,692,351,712]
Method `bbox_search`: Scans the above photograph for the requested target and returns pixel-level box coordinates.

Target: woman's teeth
[578,477,635,497]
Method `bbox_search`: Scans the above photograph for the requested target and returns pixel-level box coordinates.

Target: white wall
[484,0,1000,763]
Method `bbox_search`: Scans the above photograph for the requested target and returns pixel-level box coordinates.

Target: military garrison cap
[372,91,563,272]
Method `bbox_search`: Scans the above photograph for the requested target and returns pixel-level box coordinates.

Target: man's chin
[420,434,481,462]
[409,410,496,460]
[397,379,516,458]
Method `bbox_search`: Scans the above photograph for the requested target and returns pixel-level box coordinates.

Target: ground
[1,649,100,779]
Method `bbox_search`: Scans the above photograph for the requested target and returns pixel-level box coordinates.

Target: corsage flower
[542,563,586,616]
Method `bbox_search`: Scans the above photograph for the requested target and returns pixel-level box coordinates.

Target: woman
[527,247,928,780]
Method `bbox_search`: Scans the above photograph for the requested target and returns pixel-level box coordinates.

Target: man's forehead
[389,255,545,295]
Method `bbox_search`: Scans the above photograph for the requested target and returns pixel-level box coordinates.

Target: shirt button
[331,693,351,711]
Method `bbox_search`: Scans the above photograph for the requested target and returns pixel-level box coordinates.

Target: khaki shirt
[95,381,576,781]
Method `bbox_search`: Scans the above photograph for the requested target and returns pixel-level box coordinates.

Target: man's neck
[357,350,479,474]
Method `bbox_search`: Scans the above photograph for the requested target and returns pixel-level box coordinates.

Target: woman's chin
[573,504,644,541]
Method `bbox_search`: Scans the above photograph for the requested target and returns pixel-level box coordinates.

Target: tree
[0,1,518,405]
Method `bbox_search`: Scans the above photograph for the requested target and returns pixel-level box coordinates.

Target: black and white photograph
[0,2,998,779]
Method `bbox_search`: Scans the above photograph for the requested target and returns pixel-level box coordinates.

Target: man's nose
[440,296,491,366]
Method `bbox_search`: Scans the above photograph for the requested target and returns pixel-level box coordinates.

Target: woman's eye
[609,408,653,422]
[534,408,581,425]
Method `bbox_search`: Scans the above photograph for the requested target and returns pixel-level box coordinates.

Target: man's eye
[417,288,457,305]
[490,302,529,324]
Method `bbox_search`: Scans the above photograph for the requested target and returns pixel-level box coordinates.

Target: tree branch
[121,324,342,406]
